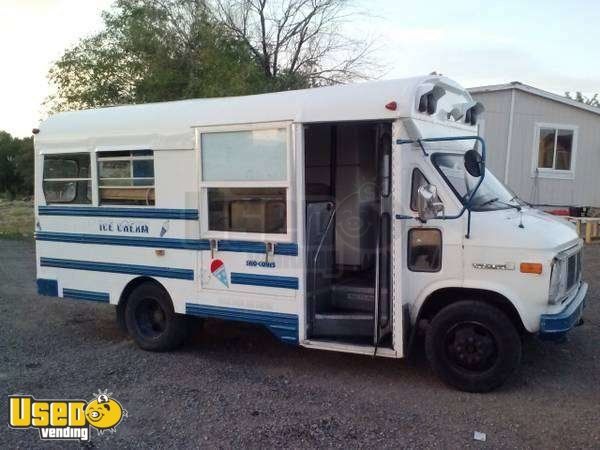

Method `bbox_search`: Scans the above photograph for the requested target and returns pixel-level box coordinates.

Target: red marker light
[385,101,397,111]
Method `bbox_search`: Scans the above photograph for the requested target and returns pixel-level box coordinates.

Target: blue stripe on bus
[39,257,194,280]
[38,206,198,220]
[35,232,298,256]
[185,303,299,344]
[36,232,208,250]
[63,288,110,303]
[217,240,299,256]
[230,273,299,290]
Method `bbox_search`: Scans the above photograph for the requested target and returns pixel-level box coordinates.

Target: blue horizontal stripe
[36,232,208,250]
[217,240,298,256]
[38,206,198,220]
[230,272,299,290]
[185,303,298,344]
[63,288,110,303]
[35,232,298,256]
[40,257,194,280]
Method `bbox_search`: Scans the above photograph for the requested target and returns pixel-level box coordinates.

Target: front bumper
[539,281,588,340]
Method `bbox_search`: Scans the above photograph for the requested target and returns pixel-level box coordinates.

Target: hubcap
[135,298,167,338]
[444,321,498,372]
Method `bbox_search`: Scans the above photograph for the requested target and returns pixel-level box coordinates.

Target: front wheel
[125,282,191,351]
[425,301,522,392]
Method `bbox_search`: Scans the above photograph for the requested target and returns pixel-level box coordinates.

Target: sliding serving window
[97,150,155,205]
[43,153,92,204]
[200,124,291,239]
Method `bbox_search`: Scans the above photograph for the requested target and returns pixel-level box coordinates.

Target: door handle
[265,242,274,263]
[210,239,218,259]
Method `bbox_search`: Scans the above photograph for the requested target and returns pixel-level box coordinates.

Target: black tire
[124,282,190,351]
[425,301,521,392]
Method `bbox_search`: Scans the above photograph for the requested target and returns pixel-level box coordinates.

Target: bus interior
[305,121,393,348]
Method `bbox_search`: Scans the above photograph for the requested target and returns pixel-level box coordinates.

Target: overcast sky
[1,0,599,137]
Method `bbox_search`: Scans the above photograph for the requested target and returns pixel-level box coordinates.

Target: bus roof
[36,75,470,152]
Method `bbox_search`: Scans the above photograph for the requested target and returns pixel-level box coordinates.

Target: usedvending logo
[8,390,127,442]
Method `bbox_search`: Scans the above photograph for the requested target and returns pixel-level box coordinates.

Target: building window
[200,125,289,237]
[98,150,155,205]
[534,124,577,177]
[43,153,91,204]
[407,228,442,272]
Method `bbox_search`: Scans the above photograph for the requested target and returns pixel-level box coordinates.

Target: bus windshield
[432,153,520,211]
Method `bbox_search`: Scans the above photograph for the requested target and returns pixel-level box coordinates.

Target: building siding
[472,89,600,207]
[473,91,512,181]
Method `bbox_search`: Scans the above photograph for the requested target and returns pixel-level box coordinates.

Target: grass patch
[0,199,34,239]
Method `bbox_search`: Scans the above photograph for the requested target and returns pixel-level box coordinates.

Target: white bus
[34,75,587,392]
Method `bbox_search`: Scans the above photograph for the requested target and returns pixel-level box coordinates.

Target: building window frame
[195,121,294,242]
[531,122,578,180]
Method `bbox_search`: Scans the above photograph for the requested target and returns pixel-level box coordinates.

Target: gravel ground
[1,239,599,448]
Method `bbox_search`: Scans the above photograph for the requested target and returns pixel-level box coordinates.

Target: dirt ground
[1,240,599,448]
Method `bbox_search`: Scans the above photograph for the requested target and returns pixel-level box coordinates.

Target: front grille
[566,250,582,292]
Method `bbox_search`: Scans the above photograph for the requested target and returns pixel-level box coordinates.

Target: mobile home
[470,82,600,209]
[34,76,587,392]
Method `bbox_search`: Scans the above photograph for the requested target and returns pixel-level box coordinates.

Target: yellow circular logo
[84,392,125,432]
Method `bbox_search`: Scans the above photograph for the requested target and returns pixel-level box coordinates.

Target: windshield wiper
[474,197,521,211]
[509,194,530,207]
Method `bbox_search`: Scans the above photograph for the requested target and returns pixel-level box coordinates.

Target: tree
[47,0,268,111]
[212,0,373,88]
[0,132,34,198]
[47,0,373,112]
[565,91,599,107]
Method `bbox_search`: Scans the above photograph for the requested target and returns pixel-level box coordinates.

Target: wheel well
[116,277,167,332]
[416,288,527,335]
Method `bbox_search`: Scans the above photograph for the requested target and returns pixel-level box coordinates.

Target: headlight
[548,258,568,305]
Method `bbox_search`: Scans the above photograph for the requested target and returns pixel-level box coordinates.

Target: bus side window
[43,153,92,204]
[98,150,155,206]
[201,127,289,235]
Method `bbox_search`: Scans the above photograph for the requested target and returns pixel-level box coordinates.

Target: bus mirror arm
[395,135,486,238]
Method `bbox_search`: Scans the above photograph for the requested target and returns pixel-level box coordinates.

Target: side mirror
[464,149,483,178]
[416,184,445,222]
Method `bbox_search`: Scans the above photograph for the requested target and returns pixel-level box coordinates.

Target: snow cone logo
[211,259,229,287]
[8,390,127,442]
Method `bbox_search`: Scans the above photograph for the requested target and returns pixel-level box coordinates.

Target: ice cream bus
[33,75,587,392]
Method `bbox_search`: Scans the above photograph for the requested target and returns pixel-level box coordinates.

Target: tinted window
[207,188,286,234]
[408,228,442,272]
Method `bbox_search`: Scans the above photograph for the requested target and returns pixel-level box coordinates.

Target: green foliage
[0,132,34,199]
[0,199,34,239]
[47,0,276,111]
[565,91,600,107]
[47,0,370,112]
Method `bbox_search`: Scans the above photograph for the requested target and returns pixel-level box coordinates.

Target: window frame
[410,167,435,212]
[96,149,156,207]
[195,121,294,242]
[42,153,93,205]
[531,122,578,180]
[407,227,443,273]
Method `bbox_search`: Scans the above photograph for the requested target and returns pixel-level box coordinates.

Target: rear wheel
[425,301,521,392]
[125,282,190,351]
